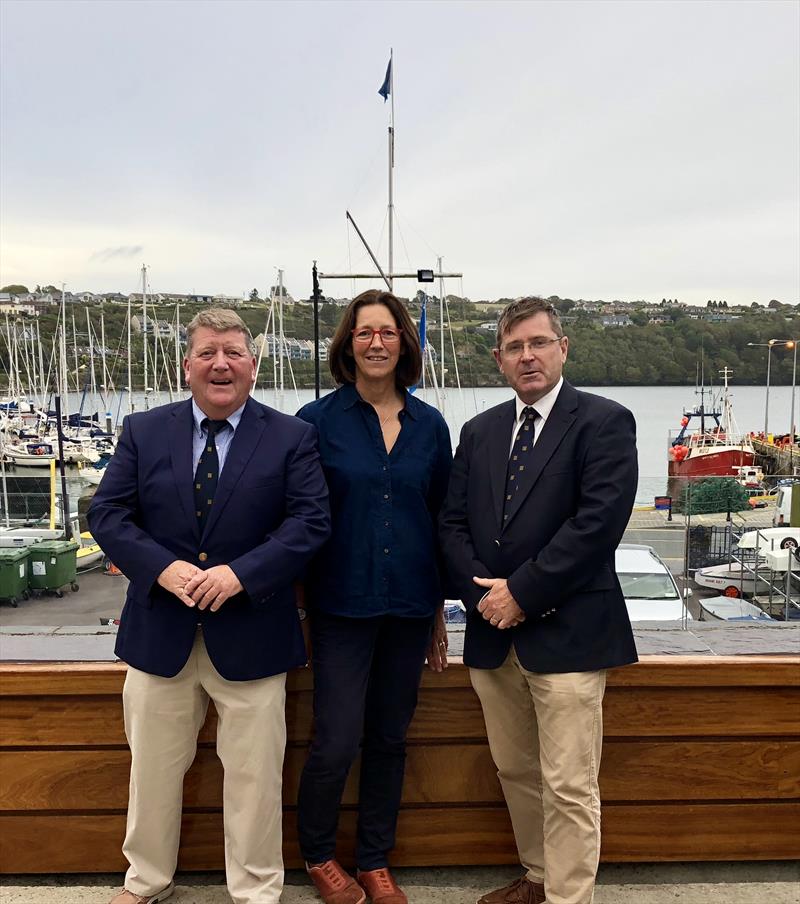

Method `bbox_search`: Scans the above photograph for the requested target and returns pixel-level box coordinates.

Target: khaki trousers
[122,630,287,904]
[470,648,606,904]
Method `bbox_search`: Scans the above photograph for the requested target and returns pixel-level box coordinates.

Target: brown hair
[496,297,563,348]
[328,290,422,388]
[186,308,255,355]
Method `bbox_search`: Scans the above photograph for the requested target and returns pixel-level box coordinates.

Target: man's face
[183,326,256,418]
[493,312,568,404]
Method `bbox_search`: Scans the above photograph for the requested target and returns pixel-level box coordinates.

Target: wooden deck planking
[1,655,798,871]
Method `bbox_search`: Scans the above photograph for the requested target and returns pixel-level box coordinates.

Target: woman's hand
[426,605,449,672]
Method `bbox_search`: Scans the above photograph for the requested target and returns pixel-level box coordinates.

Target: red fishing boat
[668,369,756,479]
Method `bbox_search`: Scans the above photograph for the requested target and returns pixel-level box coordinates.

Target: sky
[1,0,798,305]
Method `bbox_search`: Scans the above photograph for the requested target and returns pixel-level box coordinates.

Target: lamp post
[747,339,793,438]
[790,341,798,440]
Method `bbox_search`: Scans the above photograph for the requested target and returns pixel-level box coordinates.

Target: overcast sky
[1,0,798,305]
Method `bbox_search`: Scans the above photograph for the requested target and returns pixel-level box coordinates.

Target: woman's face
[351,303,403,382]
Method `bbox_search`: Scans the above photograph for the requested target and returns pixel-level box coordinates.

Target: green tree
[1,284,29,294]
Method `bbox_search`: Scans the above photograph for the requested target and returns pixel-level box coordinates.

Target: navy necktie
[503,406,538,523]
[194,418,229,530]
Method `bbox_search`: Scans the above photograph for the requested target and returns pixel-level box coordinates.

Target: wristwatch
[296,607,307,621]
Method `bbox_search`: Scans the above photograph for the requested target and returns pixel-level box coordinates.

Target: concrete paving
[1,863,798,903]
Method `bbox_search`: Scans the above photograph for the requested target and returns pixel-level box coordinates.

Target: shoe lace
[371,869,394,892]
[319,861,347,889]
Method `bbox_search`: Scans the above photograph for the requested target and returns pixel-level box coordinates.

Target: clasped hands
[157,560,243,613]
[474,576,526,629]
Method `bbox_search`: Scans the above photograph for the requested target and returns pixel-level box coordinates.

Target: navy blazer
[439,381,638,674]
[88,397,331,681]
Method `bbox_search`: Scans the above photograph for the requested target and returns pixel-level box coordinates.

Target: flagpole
[387,48,394,292]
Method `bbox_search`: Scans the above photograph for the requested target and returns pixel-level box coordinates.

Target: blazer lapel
[502,383,578,531]
[489,400,517,531]
[168,400,199,539]
[201,399,265,540]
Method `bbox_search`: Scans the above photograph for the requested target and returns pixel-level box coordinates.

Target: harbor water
[6,384,795,507]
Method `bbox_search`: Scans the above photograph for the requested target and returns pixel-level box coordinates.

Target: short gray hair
[186,308,255,355]
[496,297,563,348]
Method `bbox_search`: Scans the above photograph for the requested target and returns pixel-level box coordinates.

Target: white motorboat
[3,441,57,466]
[699,596,774,621]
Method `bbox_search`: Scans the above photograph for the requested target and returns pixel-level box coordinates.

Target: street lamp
[790,341,798,441]
[747,339,794,437]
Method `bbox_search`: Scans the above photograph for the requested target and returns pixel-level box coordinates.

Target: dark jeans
[296,610,433,870]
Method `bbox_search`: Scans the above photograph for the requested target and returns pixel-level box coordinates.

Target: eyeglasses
[351,327,403,344]
[499,337,563,358]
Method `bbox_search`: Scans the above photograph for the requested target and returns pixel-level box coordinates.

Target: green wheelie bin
[0,547,31,608]
[27,539,80,598]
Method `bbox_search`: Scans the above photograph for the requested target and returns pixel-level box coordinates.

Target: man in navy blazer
[439,298,638,904]
[89,309,330,904]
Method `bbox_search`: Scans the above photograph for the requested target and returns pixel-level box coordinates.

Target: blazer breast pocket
[540,458,579,478]
[242,476,284,490]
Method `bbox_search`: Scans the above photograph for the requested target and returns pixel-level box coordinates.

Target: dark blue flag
[410,295,426,395]
[378,58,391,102]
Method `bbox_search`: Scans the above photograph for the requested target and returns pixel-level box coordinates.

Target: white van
[773,484,795,526]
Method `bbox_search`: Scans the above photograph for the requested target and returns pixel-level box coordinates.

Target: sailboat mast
[175,303,182,396]
[438,255,445,397]
[278,269,285,411]
[387,48,394,291]
[127,291,133,414]
[141,264,148,404]
[60,283,68,420]
[71,310,79,395]
[100,311,110,402]
[86,308,96,402]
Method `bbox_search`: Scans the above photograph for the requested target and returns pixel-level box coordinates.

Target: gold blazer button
[198,552,208,562]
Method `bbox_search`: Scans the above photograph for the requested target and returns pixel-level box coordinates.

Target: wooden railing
[1,655,798,873]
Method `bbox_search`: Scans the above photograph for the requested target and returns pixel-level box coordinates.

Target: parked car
[615,544,691,621]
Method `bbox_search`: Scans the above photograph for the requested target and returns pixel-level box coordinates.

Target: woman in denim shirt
[296,289,452,904]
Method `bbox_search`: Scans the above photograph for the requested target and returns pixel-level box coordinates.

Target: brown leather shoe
[357,867,408,904]
[307,860,367,904]
[109,882,175,904]
[477,876,545,904]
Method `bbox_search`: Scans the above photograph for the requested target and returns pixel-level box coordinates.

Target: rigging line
[392,209,414,273]
[392,204,441,260]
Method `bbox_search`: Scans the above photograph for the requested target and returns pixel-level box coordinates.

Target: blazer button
[494,539,500,547]
[199,552,208,562]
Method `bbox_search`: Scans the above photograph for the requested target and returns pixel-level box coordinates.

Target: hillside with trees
[1,294,799,392]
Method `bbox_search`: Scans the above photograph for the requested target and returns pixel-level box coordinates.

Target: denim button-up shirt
[297,383,452,618]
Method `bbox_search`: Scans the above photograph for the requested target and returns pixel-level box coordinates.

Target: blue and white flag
[378,58,392,102]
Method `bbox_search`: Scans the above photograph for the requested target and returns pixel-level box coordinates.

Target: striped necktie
[503,406,538,523]
[194,418,229,530]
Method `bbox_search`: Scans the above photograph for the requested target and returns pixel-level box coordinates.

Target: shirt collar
[339,382,419,419]
[192,398,246,435]
[515,376,564,424]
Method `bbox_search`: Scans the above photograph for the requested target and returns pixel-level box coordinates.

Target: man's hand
[184,564,243,612]
[474,576,526,629]
[157,560,203,607]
